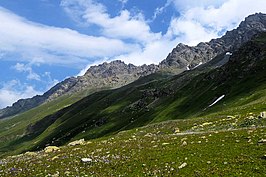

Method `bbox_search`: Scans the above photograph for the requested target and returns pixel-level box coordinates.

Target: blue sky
[0,0,266,108]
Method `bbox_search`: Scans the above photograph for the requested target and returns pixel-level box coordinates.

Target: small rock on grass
[181,141,187,146]
[44,146,60,153]
[81,158,93,163]
[178,162,187,169]
[162,143,170,146]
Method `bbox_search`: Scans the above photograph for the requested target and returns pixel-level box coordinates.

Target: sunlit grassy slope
[0,33,266,158]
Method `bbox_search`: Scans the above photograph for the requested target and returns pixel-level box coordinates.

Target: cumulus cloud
[61,0,177,67]
[165,0,266,45]
[64,0,266,70]
[61,0,161,43]
[0,6,139,67]
[0,80,42,109]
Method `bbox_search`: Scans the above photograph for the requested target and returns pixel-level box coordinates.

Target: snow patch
[192,62,203,69]
[208,95,225,107]
[186,65,190,70]
[226,52,232,56]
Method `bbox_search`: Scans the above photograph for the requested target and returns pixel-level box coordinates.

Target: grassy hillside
[0,114,265,176]
[0,33,266,158]
[0,88,104,155]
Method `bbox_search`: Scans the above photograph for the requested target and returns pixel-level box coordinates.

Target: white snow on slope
[208,95,225,107]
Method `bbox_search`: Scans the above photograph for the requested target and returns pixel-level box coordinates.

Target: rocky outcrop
[159,13,266,70]
[46,60,159,101]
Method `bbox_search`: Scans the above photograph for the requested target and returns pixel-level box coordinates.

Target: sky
[0,0,266,109]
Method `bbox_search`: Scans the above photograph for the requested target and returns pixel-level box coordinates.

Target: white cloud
[152,0,173,20]
[172,0,227,11]
[66,0,266,70]
[61,0,176,67]
[165,0,266,46]
[61,0,161,43]
[12,63,41,81]
[0,6,139,67]
[166,17,220,46]
[111,39,180,65]
[0,80,42,109]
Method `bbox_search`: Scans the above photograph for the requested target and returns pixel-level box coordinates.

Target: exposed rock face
[1,13,266,119]
[46,60,159,101]
[159,13,266,70]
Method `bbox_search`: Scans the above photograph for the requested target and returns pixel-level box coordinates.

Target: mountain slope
[1,32,265,156]
[1,13,266,120]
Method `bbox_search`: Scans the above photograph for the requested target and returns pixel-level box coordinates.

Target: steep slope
[1,32,265,156]
[1,13,266,120]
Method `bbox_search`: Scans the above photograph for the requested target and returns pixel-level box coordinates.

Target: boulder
[68,139,85,146]
[181,141,187,146]
[174,128,180,133]
[44,146,60,153]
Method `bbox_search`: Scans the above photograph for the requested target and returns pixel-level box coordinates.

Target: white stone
[260,112,266,118]
[178,162,187,169]
[81,158,93,163]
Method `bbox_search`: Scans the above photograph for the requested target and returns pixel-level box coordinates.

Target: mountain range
[1,13,266,119]
[0,13,265,158]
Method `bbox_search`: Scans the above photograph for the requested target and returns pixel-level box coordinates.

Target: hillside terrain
[0,112,265,176]
[0,30,265,159]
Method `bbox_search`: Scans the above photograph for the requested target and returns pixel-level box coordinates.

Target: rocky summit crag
[160,13,266,70]
[1,13,266,119]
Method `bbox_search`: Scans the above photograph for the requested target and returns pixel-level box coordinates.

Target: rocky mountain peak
[160,12,266,70]
[240,13,266,28]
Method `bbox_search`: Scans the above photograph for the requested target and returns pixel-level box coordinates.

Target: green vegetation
[0,114,265,176]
